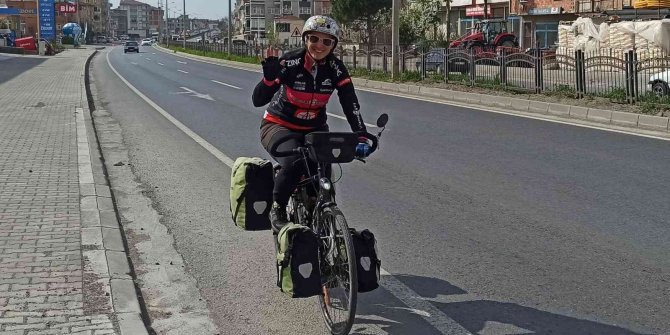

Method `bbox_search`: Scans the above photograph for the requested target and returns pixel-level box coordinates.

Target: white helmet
[302,16,340,44]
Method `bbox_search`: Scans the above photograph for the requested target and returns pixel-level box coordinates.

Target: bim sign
[57,3,77,13]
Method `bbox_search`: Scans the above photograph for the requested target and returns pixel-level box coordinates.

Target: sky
[110,0,230,20]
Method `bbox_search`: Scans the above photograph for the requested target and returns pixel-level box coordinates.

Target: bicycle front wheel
[317,206,358,335]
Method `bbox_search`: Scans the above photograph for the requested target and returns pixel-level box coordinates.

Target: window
[283,5,292,15]
[321,6,331,15]
[252,6,264,15]
[535,22,558,48]
[299,6,311,14]
[507,16,521,36]
[276,22,290,32]
[458,18,479,36]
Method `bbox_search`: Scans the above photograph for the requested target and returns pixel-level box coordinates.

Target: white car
[140,38,153,46]
[648,70,670,96]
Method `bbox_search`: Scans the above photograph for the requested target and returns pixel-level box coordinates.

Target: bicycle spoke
[317,207,357,335]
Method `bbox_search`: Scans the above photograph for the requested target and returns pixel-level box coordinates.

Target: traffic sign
[291,27,301,38]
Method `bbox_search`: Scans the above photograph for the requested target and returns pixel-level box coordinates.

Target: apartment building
[148,6,163,36]
[167,15,190,36]
[77,0,109,36]
[111,8,127,38]
[234,0,332,43]
[119,0,152,38]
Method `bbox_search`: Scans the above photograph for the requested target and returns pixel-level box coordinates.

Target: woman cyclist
[252,15,372,232]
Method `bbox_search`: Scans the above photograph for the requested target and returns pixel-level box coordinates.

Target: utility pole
[228,0,231,55]
[391,0,400,79]
[182,0,186,48]
[166,0,169,46]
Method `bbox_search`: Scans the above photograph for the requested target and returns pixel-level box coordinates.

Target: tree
[218,17,230,37]
[408,0,441,42]
[331,0,392,49]
[265,22,280,48]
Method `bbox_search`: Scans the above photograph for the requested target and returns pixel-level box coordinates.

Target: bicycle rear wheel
[317,206,358,335]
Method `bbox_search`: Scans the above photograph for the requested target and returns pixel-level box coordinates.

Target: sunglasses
[307,35,335,47]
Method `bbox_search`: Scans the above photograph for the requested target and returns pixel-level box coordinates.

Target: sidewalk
[0,49,147,334]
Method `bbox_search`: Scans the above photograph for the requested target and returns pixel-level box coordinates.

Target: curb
[353,78,670,134]
[79,49,152,335]
[154,44,670,136]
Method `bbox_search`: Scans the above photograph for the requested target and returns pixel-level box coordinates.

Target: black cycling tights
[261,121,330,207]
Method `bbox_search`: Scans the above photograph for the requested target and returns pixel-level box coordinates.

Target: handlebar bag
[276,223,322,298]
[230,157,274,230]
[304,132,359,164]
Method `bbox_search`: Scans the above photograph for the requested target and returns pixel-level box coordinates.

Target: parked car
[124,41,139,53]
[96,36,107,44]
[648,70,669,96]
[415,48,446,73]
[140,38,152,46]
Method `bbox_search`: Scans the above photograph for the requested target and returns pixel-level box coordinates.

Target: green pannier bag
[230,157,273,230]
[276,223,322,298]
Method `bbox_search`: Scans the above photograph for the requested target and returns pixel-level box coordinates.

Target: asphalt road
[91,44,669,335]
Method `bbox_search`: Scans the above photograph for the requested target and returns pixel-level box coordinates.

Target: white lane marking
[158,62,164,66]
[379,269,472,334]
[106,52,234,167]
[145,57,152,61]
[178,69,189,74]
[326,113,376,128]
[109,49,471,335]
[176,87,215,101]
[153,45,670,142]
[155,44,259,73]
[177,60,187,64]
[211,80,242,90]
[152,52,156,55]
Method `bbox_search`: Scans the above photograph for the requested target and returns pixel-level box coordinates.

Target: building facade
[119,0,151,38]
[1,0,110,39]
[510,0,669,48]
[233,0,332,43]
[111,8,127,38]
[148,6,163,36]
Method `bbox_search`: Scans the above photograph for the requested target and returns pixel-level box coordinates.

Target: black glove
[261,56,282,82]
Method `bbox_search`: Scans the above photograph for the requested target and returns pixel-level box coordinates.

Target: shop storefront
[449,0,510,37]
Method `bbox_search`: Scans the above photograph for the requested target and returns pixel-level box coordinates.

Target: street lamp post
[228,0,231,55]
[182,0,186,48]
[166,0,169,46]
[391,0,400,79]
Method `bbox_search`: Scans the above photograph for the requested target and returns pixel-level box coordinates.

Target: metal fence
[170,39,670,105]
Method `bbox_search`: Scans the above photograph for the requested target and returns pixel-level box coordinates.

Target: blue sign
[39,0,55,40]
[0,8,20,15]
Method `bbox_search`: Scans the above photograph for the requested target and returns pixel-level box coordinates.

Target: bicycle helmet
[302,15,340,47]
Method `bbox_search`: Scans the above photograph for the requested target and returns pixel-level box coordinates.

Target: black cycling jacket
[252,48,366,132]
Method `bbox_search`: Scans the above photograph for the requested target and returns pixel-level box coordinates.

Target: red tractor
[449,19,518,50]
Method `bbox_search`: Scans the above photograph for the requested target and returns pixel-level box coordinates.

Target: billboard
[39,0,55,39]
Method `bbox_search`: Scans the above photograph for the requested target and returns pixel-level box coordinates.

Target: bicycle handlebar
[269,131,379,158]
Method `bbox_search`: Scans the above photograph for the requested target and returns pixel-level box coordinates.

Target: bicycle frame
[289,148,342,260]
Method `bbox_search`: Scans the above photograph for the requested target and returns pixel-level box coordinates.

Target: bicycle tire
[317,206,358,335]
